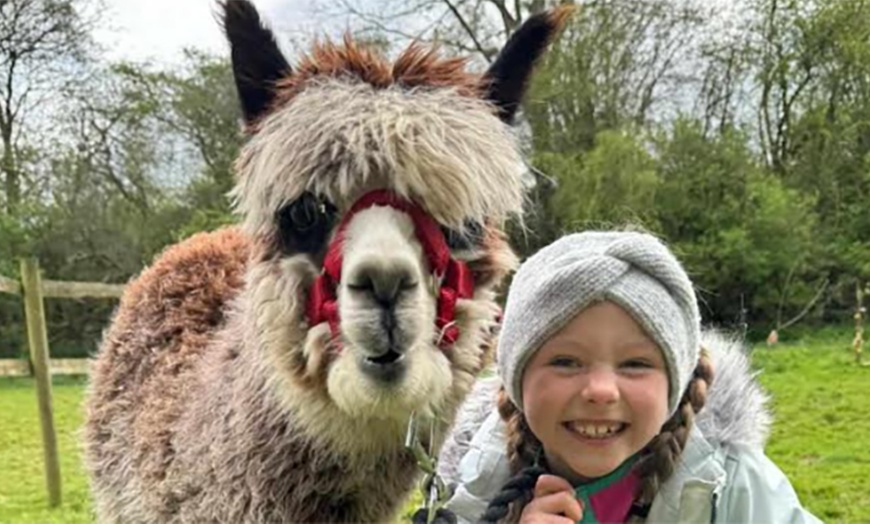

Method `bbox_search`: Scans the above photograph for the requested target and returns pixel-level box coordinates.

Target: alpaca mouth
[367,349,404,365]
[360,349,406,382]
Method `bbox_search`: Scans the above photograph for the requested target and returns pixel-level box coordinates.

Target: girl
[438,231,820,523]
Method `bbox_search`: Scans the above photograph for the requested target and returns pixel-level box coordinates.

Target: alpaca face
[327,206,451,417]
[338,208,432,371]
[222,0,570,427]
[237,83,520,421]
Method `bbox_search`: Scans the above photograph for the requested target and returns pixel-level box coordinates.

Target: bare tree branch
[0,0,98,215]
[441,0,494,61]
[486,0,518,34]
[334,0,436,43]
[779,278,829,331]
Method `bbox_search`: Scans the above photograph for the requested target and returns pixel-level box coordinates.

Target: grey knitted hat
[497,231,701,417]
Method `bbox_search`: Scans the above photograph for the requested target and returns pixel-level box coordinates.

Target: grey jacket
[437,332,822,523]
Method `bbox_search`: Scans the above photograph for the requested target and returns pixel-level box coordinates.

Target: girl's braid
[497,387,541,474]
[634,349,714,507]
[477,388,544,523]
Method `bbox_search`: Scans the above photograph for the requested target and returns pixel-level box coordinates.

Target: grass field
[0,376,92,523]
[1,328,868,523]
[752,328,870,523]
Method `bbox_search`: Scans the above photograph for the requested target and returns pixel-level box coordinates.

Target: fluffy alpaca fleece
[85,226,492,523]
[234,79,528,239]
[84,2,570,522]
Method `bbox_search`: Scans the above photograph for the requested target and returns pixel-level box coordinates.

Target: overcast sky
[91,0,354,65]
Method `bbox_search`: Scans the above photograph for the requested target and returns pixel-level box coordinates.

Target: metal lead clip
[404,412,451,524]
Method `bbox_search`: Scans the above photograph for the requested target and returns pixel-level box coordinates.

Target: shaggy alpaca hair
[83,1,569,522]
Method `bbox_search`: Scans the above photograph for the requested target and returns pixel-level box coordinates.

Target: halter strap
[305,190,475,349]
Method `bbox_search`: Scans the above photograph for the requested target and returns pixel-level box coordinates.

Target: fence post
[856,282,866,365]
[19,257,62,507]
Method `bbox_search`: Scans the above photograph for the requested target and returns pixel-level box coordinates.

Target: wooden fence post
[855,282,867,365]
[19,258,62,507]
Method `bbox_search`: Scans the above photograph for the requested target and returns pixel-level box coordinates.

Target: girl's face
[521,301,669,484]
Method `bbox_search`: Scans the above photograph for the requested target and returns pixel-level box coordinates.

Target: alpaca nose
[348,264,418,307]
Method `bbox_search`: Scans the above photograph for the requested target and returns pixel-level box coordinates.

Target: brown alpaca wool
[83,1,570,522]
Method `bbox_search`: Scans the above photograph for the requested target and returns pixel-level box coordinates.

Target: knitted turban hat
[497,231,701,416]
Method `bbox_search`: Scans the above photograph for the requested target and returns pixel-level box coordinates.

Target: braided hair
[480,349,714,523]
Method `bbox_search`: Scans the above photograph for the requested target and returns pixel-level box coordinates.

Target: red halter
[305,190,475,349]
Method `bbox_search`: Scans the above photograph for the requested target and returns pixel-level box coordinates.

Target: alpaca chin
[327,340,453,419]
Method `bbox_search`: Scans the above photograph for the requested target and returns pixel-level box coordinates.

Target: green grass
[0,376,94,523]
[753,329,870,523]
[1,329,868,523]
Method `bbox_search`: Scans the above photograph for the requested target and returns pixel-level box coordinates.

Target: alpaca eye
[276,192,337,254]
[288,194,320,232]
[443,220,484,251]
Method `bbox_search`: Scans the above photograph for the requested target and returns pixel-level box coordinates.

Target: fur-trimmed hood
[436,329,771,485]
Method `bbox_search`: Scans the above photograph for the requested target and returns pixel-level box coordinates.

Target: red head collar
[305,190,475,349]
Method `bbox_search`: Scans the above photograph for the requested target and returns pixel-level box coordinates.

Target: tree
[105,51,242,234]
[540,128,659,230]
[751,0,821,174]
[0,51,244,359]
[62,52,243,238]
[749,0,870,316]
[0,0,98,217]
[653,119,820,327]
[526,0,708,153]
[329,0,536,63]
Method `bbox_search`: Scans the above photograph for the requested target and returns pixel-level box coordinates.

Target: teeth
[573,423,622,438]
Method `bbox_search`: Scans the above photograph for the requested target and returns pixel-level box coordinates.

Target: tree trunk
[2,132,20,216]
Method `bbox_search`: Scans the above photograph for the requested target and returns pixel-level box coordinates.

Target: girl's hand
[519,474,583,524]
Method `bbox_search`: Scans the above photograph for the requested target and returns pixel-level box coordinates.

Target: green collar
[573,454,640,524]
[574,453,639,497]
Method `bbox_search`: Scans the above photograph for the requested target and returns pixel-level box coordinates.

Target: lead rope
[405,412,456,524]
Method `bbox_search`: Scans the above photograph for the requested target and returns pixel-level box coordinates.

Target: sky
[90,0,741,68]
[91,0,352,65]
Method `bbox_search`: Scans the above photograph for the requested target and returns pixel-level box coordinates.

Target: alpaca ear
[221,0,292,124]
[483,6,573,123]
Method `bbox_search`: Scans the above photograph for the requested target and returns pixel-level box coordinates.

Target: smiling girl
[439,231,820,523]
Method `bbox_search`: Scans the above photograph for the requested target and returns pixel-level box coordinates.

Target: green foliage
[540,129,660,231]
[0,294,25,359]
[6,0,870,354]
[0,50,243,359]
[742,0,870,321]
[173,207,237,242]
[0,202,50,359]
[653,120,821,325]
[524,118,823,328]
[786,102,870,283]
[525,0,705,152]
[0,211,29,277]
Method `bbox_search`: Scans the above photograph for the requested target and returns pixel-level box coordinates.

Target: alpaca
[83,1,568,522]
